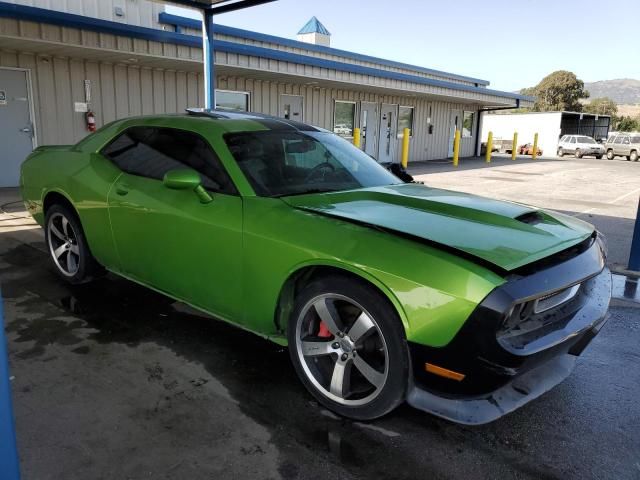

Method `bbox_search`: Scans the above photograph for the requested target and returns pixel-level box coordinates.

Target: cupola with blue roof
[297,16,331,47]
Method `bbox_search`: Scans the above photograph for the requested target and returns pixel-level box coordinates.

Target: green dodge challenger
[20,109,611,424]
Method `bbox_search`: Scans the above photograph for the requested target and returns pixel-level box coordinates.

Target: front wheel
[606,149,614,160]
[557,147,564,157]
[595,155,603,159]
[288,275,409,420]
[45,204,103,284]
[575,149,582,158]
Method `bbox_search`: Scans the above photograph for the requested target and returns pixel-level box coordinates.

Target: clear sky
[168,0,640,92]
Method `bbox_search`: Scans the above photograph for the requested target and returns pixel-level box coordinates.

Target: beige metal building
[0,0,533,187]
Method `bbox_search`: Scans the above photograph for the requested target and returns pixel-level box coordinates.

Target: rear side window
[102,126,237,195]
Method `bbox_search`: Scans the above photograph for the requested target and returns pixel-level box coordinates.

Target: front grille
[496,278,594,351]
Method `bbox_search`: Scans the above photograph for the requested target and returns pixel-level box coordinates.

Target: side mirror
[163,168,212,204]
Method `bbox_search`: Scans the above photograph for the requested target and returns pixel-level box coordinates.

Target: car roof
[107,109,331,135]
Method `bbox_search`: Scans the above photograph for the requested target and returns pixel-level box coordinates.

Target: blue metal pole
[202,8,215,110]
[0,293,20,479]
[628,196,640,271]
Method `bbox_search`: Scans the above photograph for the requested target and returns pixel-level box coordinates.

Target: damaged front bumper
[406,237,611,425]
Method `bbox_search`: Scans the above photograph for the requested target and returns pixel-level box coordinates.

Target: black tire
[287,274,409,420]
[575,149,582,158]
[631,151,638,162]
[626,156,631,161]
[44,204,103,284]
[557,147,564,157]
[595,155,603,159]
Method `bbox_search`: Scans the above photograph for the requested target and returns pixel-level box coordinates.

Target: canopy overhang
[151,0,278,107]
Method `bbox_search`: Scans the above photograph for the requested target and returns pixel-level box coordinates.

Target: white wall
[481,112,562,156]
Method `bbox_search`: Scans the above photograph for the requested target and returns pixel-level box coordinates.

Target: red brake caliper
[317,321,332,338]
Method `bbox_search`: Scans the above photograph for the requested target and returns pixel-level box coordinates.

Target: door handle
[20,127,31,133]
[115,183,130,196]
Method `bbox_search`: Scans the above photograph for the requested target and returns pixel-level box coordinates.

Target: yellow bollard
[532,132,539,160]
[353,127,361,148]
[453,129,461,167]
[401,127,410,169]
[511,132,518,161]
[486,131,493,163]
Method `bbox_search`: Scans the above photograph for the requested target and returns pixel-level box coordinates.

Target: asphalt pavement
[1,157,640,479]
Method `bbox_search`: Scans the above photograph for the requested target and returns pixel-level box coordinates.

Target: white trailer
[481,111,611,157]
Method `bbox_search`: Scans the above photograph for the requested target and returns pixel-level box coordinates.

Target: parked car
[480,141,500,155]
[333,124,352,136]
[557,135,604,159]
[20,109,611,424]
[518,143,543,156]
[604,133,640,161]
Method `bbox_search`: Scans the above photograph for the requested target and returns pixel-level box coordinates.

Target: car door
[103,126,243,321]
[613,136,625,156]
[621,136,631,157]
[568,136,577,153]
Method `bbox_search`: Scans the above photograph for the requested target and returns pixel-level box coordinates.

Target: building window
[216,90,249,111]
[333,100,356,137]
[462,111,475,137]
[398,106,414,136]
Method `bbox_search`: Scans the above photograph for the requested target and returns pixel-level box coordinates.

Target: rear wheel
[631,151,638,162]
[45,204,102,284]
[606,149,614,160]
[288,275,408,420]
[575,149,582,158]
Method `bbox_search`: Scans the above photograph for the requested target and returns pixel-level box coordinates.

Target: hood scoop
[516,211,544,225]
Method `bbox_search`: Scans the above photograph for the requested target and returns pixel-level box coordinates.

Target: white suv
[557,135,605,159]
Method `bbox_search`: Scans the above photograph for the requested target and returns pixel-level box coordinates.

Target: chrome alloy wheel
[295,294,389,406]
[47,212,80,277]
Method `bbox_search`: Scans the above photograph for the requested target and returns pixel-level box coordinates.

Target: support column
[202,8,216,109]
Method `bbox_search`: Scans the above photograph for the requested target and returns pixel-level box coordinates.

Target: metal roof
[297,16,331,36]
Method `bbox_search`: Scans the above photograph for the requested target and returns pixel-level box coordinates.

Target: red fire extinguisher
[85,110,97,132]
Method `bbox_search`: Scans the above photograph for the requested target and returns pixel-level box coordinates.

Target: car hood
[282,184,594,272]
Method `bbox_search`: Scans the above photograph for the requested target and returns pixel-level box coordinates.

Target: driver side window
[101,126,237,195]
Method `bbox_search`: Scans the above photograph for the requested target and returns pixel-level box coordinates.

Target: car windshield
[577,136,596,144]
[224,130,402,197]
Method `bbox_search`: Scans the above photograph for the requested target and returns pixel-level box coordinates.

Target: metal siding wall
[217,75,480,161]
[1,50,479,159]
[0,51,205,145]
[3,0,163,28]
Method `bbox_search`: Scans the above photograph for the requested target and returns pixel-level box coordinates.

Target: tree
[584,97,618,116]
[520,71,589,112]
[615,116,640,132]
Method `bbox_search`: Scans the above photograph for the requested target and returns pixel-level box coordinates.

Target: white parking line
[573,186,640,218]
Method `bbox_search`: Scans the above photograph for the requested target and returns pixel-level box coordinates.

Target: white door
[280,94,304,122]
[359,101,378,158]
[0,68,35,187]
[448,111,461,157]
[377,103,398,163]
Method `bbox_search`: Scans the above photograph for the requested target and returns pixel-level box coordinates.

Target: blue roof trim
[297,16,331,35]
[158,12,491,86]
[0,3,535,103]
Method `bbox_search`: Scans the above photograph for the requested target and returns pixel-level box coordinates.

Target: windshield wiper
[272,188,341,198]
